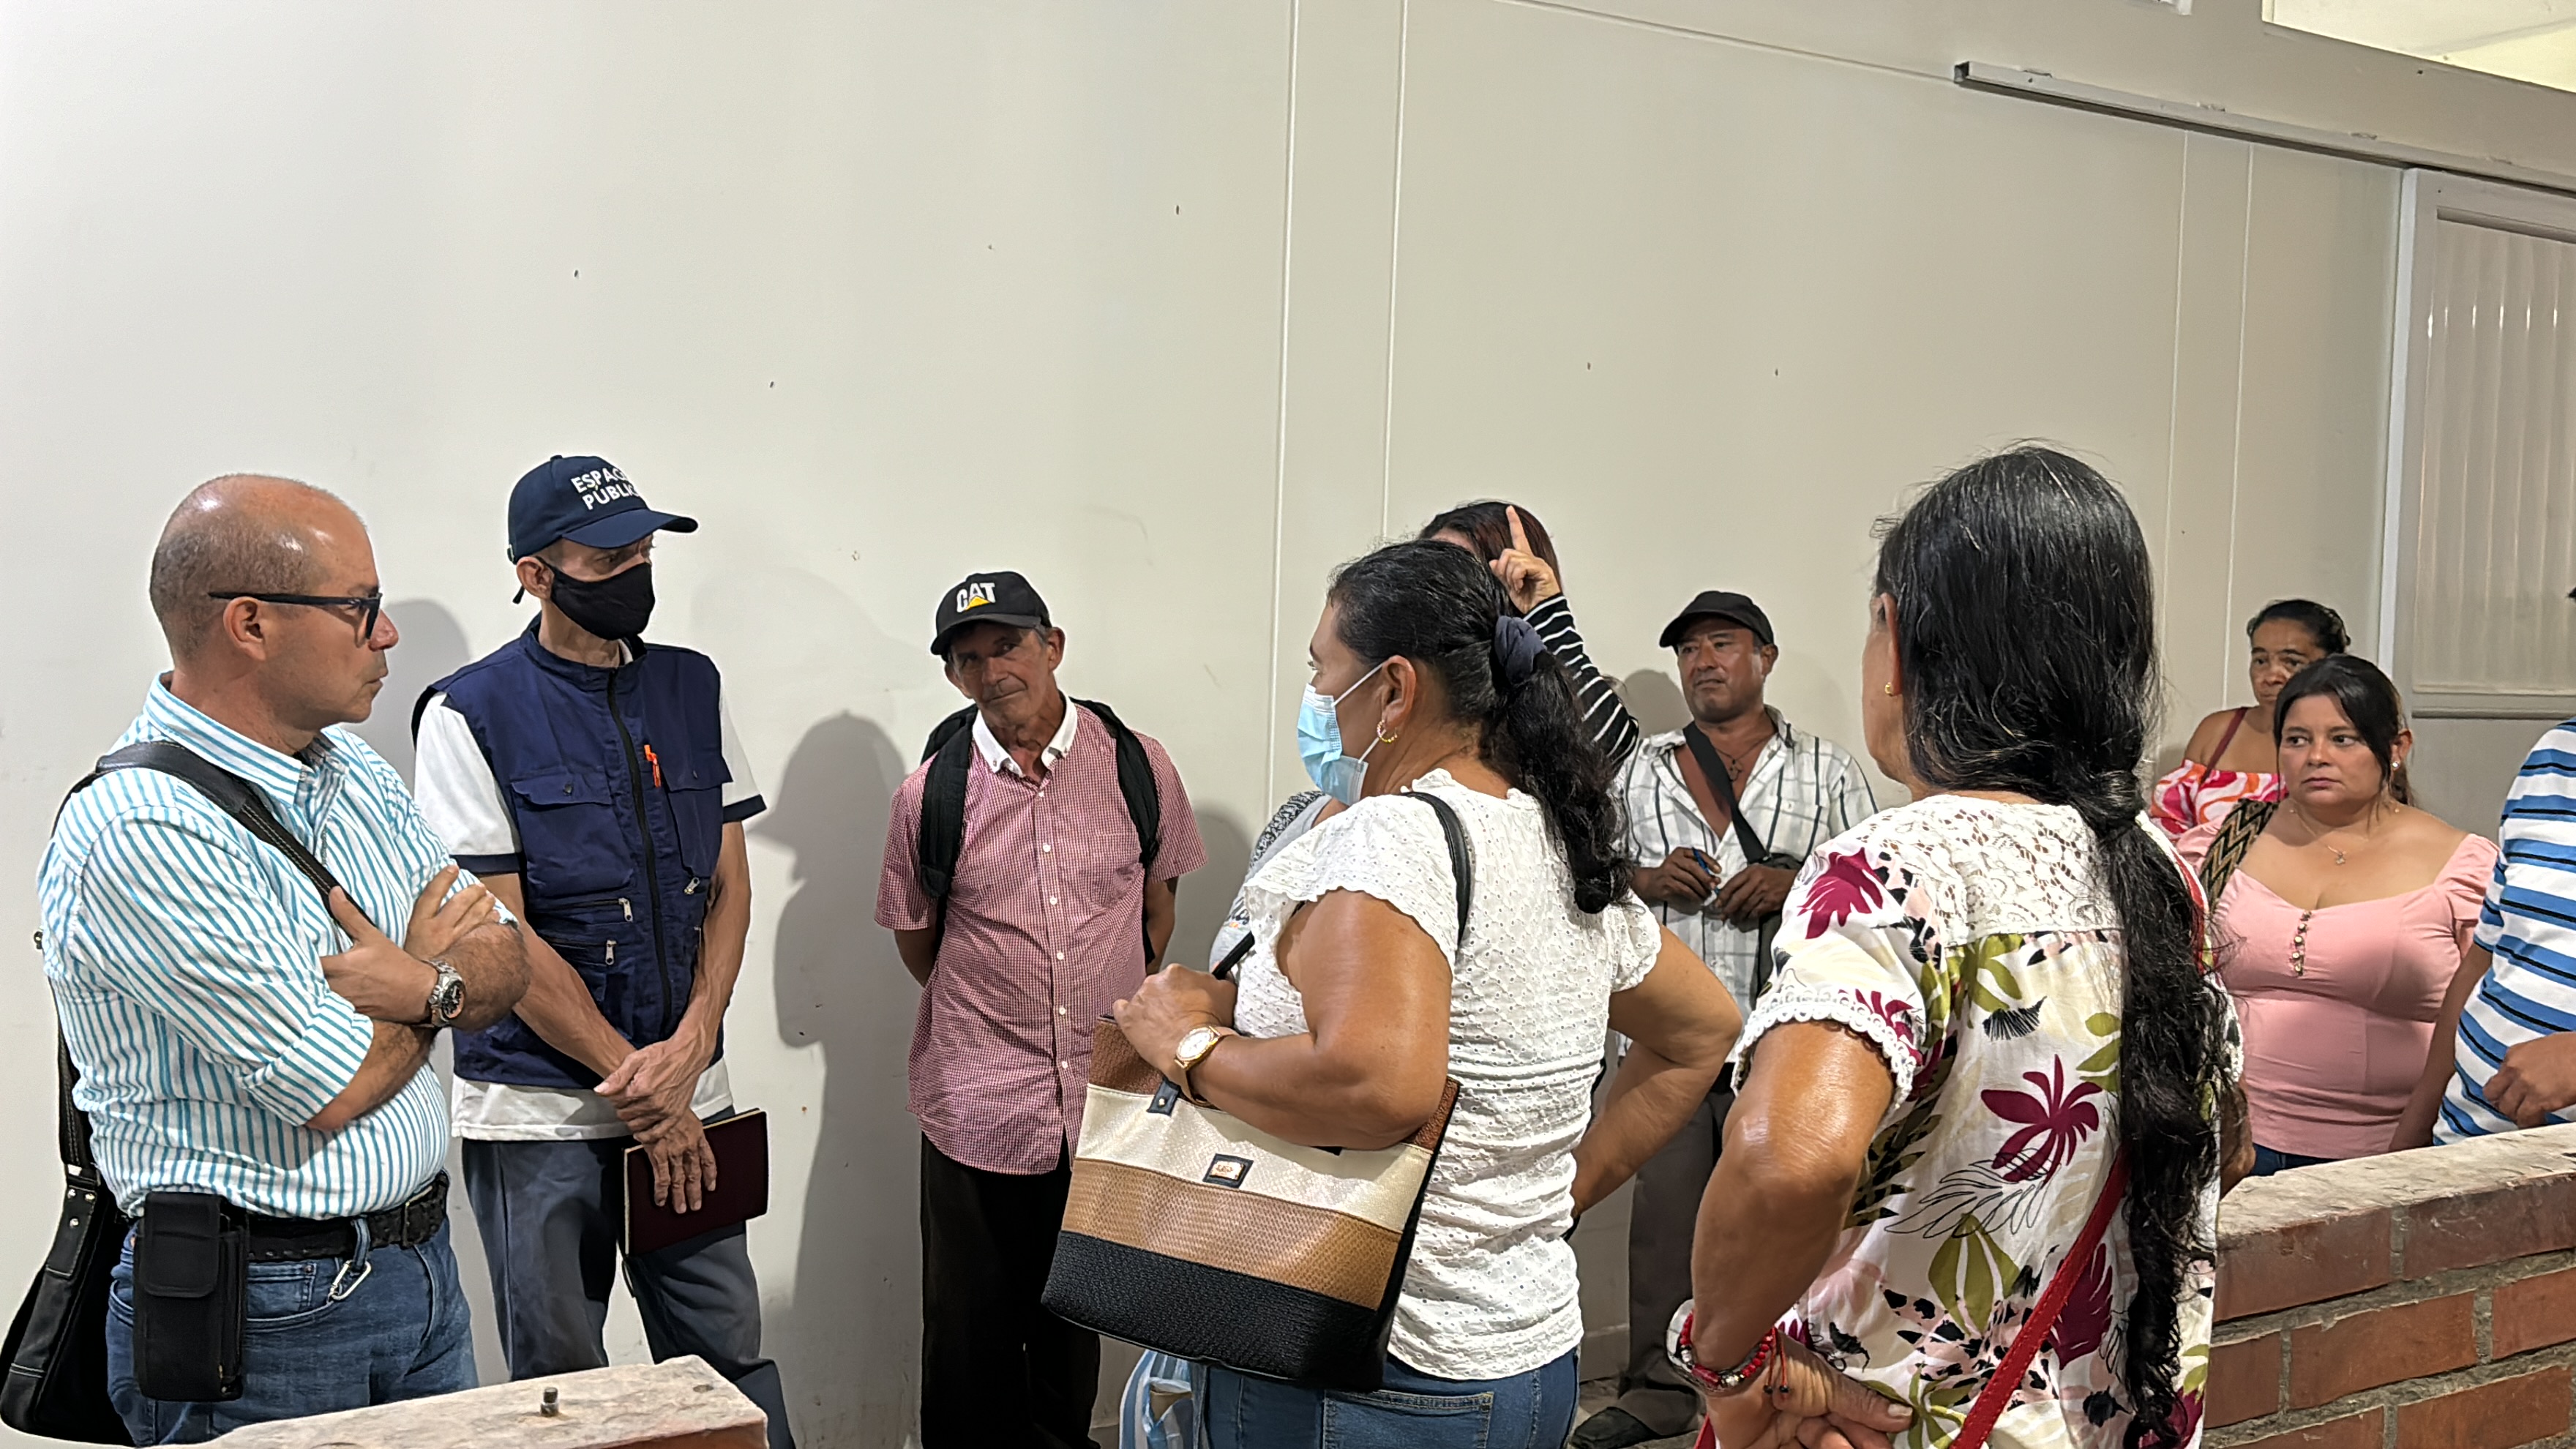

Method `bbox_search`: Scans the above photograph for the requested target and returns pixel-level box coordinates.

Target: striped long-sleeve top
[2441,720,2576,1142]
[38,682,460,1217]
[1526,594,1640,768]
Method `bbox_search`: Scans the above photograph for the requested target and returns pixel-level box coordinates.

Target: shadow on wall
[757,713,922,1448]
[1169,805,1251,971]
[1620,669,1688,738]
[347,599,473,785]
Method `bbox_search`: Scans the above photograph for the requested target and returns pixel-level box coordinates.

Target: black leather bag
[0,1041,135,1443]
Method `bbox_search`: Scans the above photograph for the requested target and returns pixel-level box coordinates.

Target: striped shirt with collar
[40,681,459,1218]
[2441,720,2576,1142]
[1611,710,1880,1006]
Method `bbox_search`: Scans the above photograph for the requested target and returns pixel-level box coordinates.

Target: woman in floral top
[1679,449,2239,1449]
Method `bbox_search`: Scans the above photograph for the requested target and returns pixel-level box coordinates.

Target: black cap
[1659,590,1775,649]
[507,454,697,561]
[932,571,1051,656]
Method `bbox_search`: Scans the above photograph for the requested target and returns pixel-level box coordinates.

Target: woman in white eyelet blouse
[1115,539,1742,1449]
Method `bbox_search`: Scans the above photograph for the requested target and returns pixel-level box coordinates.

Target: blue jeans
[1198,1350,1579,1449]
[2251,1145,2340,1176]
[463,1127,795,1449]
[106,1218,476,1444]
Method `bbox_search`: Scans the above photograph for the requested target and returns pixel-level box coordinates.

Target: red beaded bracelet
[1665,1303,1779,1396]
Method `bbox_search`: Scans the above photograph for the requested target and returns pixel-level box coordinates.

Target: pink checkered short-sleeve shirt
[876,703,1206,1175]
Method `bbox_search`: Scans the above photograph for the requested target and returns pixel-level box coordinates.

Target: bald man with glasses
[40,474,528,1442]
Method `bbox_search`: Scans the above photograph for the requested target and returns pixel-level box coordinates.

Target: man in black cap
[411,455,795,1448]
[1573,590,1878,1449]
[876,571,1205,1448]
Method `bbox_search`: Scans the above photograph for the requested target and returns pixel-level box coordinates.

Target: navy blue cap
[506,455,698,561]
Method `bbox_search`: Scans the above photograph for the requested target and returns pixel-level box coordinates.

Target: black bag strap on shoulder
[48,744,347,1181]
[70,742,344,899]
[916,700,1164,956]
[1680,725,1774,866]
[1399,790,1475,945]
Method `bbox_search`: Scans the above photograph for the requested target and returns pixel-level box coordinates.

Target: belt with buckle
[240,1171,449,1263]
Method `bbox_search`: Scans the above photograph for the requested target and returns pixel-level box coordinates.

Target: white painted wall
[2,2,2565,1445]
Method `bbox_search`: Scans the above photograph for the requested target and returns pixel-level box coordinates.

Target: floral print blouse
[1732,796,2224,1448]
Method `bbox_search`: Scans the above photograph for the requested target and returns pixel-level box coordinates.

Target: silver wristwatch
[422,958,466,1027]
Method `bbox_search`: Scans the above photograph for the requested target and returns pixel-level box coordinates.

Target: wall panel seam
[1265,0,1303,807]
[1378,0,1412,539]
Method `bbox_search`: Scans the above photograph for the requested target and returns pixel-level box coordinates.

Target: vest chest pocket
[664,748,731,877]
[508,768,634,899]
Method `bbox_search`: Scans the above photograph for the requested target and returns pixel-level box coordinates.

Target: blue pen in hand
[1691,848,1718,907]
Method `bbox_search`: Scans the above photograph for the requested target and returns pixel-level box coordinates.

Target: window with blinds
[2382,171,2576,716]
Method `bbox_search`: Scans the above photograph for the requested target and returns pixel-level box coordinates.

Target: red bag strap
[1689,1153,2130,1449]
[1952,1151,2130,1449]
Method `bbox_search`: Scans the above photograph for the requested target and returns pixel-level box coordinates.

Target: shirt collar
[970,700,1081,778]
[1654,707,1796,765]
[139,676,341,798]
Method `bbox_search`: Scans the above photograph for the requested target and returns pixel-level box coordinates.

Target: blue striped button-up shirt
[2442,721,2576,1142]
[39,681,454,1217]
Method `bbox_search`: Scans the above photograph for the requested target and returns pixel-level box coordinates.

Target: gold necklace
[2293,799,2384,866]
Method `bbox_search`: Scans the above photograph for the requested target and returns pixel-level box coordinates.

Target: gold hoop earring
[1378,730,1399,744]
[1882,684,1897,697]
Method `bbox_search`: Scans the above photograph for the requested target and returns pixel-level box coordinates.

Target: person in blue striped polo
[2397,719,2576,1145]
[40,475,530,1443]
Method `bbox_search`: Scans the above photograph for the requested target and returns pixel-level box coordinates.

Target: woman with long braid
[1677,449,2238,1448]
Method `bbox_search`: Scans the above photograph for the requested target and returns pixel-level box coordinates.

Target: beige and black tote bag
[1042,791,1469,1392]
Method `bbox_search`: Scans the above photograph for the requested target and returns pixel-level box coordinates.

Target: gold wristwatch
[1172,1024,1236,1106]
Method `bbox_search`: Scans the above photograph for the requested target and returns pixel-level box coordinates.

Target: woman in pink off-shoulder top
[2152,599,2348,837]
[2179,655,2494,1172]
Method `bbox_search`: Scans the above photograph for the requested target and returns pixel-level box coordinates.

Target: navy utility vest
[425,622,731,1089]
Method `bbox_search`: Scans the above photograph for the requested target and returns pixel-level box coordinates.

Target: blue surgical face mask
[1298,660,1389,806]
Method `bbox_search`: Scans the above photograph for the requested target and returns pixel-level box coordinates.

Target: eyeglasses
[206,591,385,640]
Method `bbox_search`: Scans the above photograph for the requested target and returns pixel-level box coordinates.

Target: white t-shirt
[1231,770,1663,1381]
[413,671,763,1142]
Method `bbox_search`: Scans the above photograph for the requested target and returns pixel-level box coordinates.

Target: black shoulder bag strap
[49,744,345,1180]
[1680,725,1772,866]
[1400,791,1475,946]
[1679,727,1794,999]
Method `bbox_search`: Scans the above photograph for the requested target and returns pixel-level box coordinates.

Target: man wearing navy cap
[411,456,795,1448]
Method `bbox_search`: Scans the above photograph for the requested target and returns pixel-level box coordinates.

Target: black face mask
[545,561,655,641]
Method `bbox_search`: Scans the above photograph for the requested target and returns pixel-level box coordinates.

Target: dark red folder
[621,1109,770,1255]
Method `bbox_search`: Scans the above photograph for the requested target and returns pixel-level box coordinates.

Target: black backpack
[917,700,1162,959]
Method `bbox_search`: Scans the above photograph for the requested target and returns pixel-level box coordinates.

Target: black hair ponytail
[1329,539,1629,912]
[1875,448,2224,1449]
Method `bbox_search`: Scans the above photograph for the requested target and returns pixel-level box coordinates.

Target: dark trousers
[460,1128,796,1449]
[920,1136,1100,1449]
[1616,1085,1735,1438]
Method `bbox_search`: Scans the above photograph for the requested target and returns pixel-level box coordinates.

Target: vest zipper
[553,895,634,919]
[606,672,680,1038]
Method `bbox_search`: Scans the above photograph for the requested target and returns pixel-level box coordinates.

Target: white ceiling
[2272,0,2576,90]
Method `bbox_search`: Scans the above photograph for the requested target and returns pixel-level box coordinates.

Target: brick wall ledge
[2211,1123,2576,1449]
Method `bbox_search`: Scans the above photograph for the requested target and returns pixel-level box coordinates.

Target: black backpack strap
[916,722,980,905]
[1074,699,1162,875]
[1075,700,1165,964]
[921,705,981,765]
[1400,790,1475,948]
